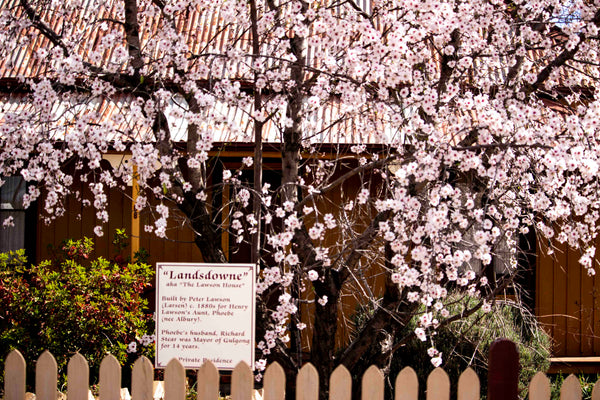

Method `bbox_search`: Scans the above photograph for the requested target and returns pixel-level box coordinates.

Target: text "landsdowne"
[167,270,244,280]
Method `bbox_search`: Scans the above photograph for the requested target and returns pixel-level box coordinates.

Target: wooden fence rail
[3,341,600,400]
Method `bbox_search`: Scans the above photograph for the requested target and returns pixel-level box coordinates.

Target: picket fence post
[529,371,551,400]
[99,354,121,400]
[296,363,318,400]
[131,356,154,400]
[68,353,89,400]
[231,362,252,400]
[36,351,57,400]
[7,343,600,400]
[164,359,185,400]
[329,364,351,400]
[560,374,582,400]
[4,350,25,400]
[487,339,519,400]
[263,362,285,400]
[196,360,219,400]
[426,367,450,400]
[593,378,600,400]
[457,367,479,400]
[394,366,418,400]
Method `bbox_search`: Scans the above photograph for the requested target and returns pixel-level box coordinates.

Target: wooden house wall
[137,205,204,266]
[32,158,600,358]
[536,240,600,356]
[36,175,132,263]
[298,167,387,349]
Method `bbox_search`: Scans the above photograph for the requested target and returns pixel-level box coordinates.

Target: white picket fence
[3,349,600,400]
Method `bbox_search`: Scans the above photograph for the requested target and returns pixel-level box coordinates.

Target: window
[0,176,27,252]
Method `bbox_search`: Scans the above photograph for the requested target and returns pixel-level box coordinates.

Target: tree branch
[336,210,391,283]
[19,0,69,57]
[296,157,397,211]
[123,0,144,73]
[527,8,600,96]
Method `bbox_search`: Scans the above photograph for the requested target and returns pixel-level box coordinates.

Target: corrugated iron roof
[0,0,258,79]
[0,0,397,145]
[0,91,402,144]
[1,0,596,83]
[0,0,596,146]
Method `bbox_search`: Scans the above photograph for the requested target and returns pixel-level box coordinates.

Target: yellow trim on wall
[131,166,140,259]
[221,183,230,261]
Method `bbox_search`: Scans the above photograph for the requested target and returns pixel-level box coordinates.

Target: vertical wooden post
[361,366,384,400]
[561,375,582,400]
[131,356,154,400]
[197,360,219,400]
[395,367,418,400]
[591,377,600,400]
[164,359,186,400]
[457,368,480,400]
[99,354,121,400]
[67,353,90,400]
[488,339,519,400]
[529,372,550,400]
[426,368,450,400]
[131,165,140,260]
[231,362,253,400]
[5,350,26,400]
[329,365,351,400]
[297,363,319,400]
[263,362,285,400]
[36,351,58,400]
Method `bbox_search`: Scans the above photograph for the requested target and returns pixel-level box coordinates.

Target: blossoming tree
[1,0,600,395]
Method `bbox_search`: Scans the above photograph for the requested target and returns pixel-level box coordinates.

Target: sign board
[155,263,256,370]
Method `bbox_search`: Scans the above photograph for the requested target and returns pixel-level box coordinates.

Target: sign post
[155,263,256,370]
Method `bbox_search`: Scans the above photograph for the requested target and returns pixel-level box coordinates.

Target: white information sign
[155,263,256,370]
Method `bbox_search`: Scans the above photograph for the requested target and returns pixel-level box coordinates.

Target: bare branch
[19,0,69,57]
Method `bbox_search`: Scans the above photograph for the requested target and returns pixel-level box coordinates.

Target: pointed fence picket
[131,357,153,400]
[457,368,479,400]
[394,367,417,400]
[426,368,449,400]
[329,365,351,400]
[196,360,219,400]
[231,362,252,400]
[164,359,185,400]
[560,375,582,400]
[3,345,600,400]
[361,365,383,400]
[529,372,551,400]
[5,350,25,400]
[99,355,121,400]
[36,351,57,400]
[68,353,89,400]
[296,363,318,400]
[262,362,285,400]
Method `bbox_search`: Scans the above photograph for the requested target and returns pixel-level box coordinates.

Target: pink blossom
[126,341,137,353]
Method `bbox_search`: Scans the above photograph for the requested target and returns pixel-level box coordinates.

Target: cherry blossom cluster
[1,0,600,371]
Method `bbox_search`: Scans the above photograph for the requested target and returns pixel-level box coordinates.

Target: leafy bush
[388,293,552,399]
[0,234,154,389]
[550,373,600,400]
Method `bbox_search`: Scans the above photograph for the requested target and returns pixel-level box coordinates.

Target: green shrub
[0,235,154,390]
[550,373,600,400]
[388,293,552,399]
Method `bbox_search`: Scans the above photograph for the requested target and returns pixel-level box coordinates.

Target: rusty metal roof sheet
[0,91,401,144]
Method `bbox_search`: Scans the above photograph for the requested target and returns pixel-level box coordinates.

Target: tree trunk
[310,286,339,399]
